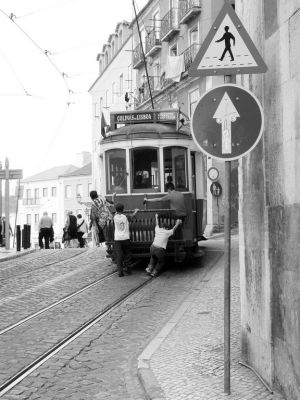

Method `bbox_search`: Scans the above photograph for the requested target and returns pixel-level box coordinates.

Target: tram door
[191,152,203,240]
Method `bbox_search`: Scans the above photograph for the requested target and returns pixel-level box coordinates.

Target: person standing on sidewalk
[114,203,140,277]
[38,212,53,249]
[146,213,181,277]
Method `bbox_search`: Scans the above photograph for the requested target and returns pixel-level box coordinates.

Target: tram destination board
[110,109,178,130]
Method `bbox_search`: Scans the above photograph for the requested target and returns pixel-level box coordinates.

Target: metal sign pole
[5,158,10,250]
[0,161,2,219]
[224,74,232,394]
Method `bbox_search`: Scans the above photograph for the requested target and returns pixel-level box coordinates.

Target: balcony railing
[145,28,161,57]
[179,0,201,24]
[23,198,41,206]
[160,72,173,89]
[135,76,157,106]
[160,8,180,42]
[181,43,200,71]
[133,43,145,69]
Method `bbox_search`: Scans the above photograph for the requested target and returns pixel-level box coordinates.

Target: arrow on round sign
[213,92,240,154]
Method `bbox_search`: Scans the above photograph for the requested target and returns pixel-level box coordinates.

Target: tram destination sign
[110,109,178,130]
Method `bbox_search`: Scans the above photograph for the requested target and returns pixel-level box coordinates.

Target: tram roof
[102,123,191,142]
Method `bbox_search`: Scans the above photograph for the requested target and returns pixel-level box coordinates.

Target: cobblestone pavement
[1,249,214,399]
[0,248,117,330]
[0,269,149,386]
[150,236,285,400]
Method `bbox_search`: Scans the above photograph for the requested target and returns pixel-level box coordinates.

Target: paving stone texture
[1,248,212,399]
[151,236,285,400]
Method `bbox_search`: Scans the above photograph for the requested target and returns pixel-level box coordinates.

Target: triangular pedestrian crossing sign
[189,3,267,76]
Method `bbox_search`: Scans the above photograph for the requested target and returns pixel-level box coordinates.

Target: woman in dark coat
[64,211,78,247]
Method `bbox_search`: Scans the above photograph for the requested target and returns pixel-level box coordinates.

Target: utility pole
[0,161,2,218]
[5,158,10,250]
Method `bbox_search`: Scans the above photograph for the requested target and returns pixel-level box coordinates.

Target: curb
[0,248,37,263]
[137,250,224,400]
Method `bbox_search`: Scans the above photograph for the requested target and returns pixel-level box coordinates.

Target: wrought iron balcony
[145,28,161,57]
[135,76,156,106]
[160,8,180,42]
[179,0,201,24]
[133,43,145,69]
[160,72,173,89]
[181,43,200,71]
[23,198,41,206]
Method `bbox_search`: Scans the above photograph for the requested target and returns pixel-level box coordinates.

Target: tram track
[0,270,117,336]
[0,249,89,281]
[0,271,152,397]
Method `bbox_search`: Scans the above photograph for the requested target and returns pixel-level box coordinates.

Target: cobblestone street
[0,237,287,399]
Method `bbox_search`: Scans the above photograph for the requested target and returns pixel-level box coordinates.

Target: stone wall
[237,0,300,398]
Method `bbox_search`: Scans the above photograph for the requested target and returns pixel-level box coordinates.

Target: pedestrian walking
[63,211,78,248]
[146,213,181,277]
[0,216,2,247]
[77,213,88,248]
[38,212,53,249]
[113,203,140,277]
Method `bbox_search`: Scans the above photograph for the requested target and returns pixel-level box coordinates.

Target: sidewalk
[0,247,36,261]
[138,234,285,400]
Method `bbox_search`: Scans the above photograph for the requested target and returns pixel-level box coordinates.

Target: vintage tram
[98,109,206,261]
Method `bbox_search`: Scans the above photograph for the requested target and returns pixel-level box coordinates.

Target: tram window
[131,148,159,192]
[163,147,188,192]
[106,149,127,194]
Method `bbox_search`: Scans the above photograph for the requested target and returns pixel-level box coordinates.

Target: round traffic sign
[191,84,264,161]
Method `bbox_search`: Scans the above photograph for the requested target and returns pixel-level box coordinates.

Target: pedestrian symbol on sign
[216,26,235,62]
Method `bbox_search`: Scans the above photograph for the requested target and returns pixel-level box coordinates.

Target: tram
[99,109,206,261]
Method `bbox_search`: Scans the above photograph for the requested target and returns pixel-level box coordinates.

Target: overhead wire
[0,8,73,101]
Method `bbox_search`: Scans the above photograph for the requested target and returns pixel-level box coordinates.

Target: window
[76,184,83,197]
[112,82,116,104]
[100,97,103,112]
[42,188,48,197]
[26,189,31,199]
[106,149,127,194]
[52,213,57,224]
[131,148,159,192]
[153,62,161,89]
[169,42,177,56]
[34,188,39,199]
[119,74,123,96]
[111,40,115,57]
[88,183,92,195]
[189,24,199,46]
[189,88,200,117]
[65,185,72,198]
[26,214,31,225]
[153,10,160,40]
[34,214,39,225]
[105,51,109,65]
[119,30,123,47]
[51,187,57,197]
[163,147,188,192]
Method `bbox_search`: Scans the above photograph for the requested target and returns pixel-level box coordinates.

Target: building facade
[237,1,300,399]
[18,163,92,245]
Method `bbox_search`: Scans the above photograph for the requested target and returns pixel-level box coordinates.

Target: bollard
[27,224,31,248]
[22,228,25,249]
[16,225,21,252]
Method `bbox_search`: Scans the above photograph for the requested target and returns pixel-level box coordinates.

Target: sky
[0,0,147,179]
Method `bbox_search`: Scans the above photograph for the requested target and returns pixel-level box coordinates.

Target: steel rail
[0,277,151,397]
[0,270,117,336]
[0,250,89,281]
